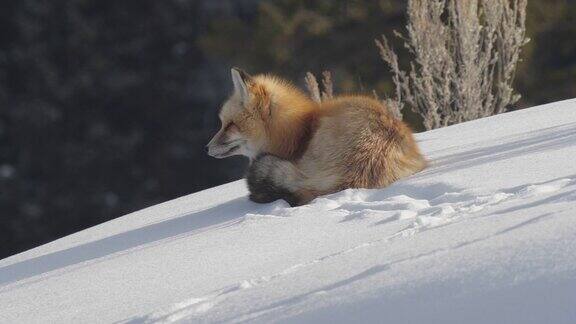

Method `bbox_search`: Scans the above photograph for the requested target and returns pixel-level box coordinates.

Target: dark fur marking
[246,154,300,206]
[291,114,318,159]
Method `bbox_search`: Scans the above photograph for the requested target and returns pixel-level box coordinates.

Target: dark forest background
[1,0,575,258]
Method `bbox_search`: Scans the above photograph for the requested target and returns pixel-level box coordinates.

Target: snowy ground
[1,99,576,323]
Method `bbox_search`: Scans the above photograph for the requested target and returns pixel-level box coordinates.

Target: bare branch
[304,72,321,103]
[321,71,333,100]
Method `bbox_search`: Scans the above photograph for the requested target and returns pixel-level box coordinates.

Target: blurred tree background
[1,0,574,258]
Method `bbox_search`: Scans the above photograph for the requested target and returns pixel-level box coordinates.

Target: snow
[2,99,576,323]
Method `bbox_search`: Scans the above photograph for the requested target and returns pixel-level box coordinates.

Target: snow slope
[1,99,576,323]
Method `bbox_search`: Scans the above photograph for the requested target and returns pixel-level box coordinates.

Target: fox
[207,68,427,206]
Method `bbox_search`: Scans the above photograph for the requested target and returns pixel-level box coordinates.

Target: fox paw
[247,154,301,206]
[249,192,280,204]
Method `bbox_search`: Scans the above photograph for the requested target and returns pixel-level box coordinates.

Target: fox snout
[206,130,245,159]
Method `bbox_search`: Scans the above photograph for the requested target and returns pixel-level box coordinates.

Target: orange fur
[208,70,427,205]
[252,75,317,159]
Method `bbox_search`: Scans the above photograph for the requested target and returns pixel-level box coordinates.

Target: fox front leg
[246,154,303,206]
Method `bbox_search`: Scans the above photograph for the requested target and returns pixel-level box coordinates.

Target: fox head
[207,68,272,159]
[207,68,316,161]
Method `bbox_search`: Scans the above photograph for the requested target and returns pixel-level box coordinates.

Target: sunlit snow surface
[1,100,576,323]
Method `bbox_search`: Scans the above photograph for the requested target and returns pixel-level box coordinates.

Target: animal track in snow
[324,177,574,237]
[131,297,215,323]
[132,177,574,323]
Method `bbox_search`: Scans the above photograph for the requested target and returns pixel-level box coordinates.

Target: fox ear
[231,67,253,103]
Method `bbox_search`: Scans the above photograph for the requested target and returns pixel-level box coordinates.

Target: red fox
[207,68,427,206]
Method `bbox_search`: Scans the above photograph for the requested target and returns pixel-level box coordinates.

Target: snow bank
[1,99,576,323]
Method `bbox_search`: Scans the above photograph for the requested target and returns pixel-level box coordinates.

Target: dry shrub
[377,0,529,130]
[304,71,334,103]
